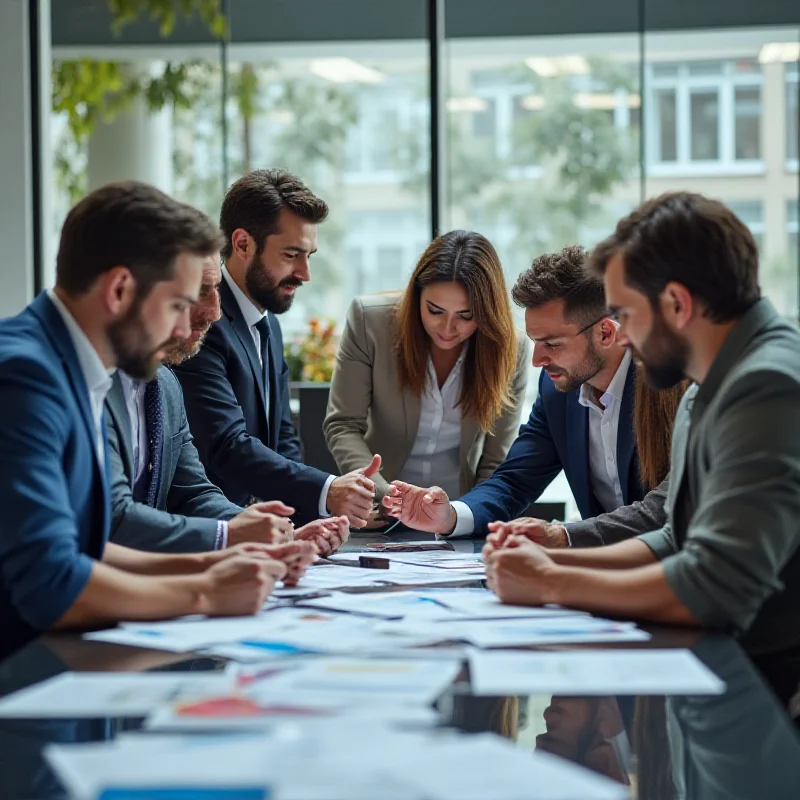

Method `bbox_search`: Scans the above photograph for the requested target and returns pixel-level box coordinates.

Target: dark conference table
[1,533,799,799]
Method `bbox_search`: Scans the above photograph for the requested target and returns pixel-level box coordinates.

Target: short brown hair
[588,192,761,323]
[56,181,224,296]
[219,169,329,260]
[395,230,518,433]
[512,244,606,327]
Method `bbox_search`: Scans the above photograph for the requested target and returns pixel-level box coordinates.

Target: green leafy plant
[52,0,226,201]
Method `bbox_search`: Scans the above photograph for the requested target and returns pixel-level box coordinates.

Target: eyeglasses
[538,312,618,347]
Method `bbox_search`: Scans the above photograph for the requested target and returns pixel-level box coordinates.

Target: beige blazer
[324,293,531,500]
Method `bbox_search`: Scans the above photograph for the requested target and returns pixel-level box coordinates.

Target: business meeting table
[1,530,799,799]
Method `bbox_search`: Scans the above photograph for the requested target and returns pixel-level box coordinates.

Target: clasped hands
[381,479,569,606]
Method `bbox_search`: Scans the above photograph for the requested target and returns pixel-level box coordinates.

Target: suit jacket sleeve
[106,405,222,553]
[567,476,669,547]
[459,371,564,533]
[173,322,330,519]
[274,321,303,463]
[0,356,94,630]
[323,298,390,498]
[475,334,531,483]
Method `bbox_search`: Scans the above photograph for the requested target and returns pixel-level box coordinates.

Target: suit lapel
[31,294,104,478]
[31,293,110,549]
[265,313,281,449]
[565,392,594,516]
[459,414,481,492]
[667,391,695,542]
[616,363,637,503]
[401,387,421,467]
[220,279,268,416]
[106,373,134,480]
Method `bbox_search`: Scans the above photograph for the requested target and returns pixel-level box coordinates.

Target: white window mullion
[676,77,691,165]
[719,78,734,164]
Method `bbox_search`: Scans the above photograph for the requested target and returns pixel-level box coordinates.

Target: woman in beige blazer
[324,230,530,522]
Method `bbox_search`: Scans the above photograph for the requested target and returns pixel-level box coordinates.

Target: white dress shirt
[449,350,632,537]
[221,266,334,516]
[398,349,466,500]
[578,349,631,514]
[118,370,229,550]
[47,290,113,468]
[119,373,148,483]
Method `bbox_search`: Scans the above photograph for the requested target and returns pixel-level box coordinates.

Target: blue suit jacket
[172,279,329,520]
[0,293,109,659]
[460,365,643,533]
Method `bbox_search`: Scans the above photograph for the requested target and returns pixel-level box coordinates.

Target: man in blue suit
[0,181,286,659]
[173,170,380,527]
[382,244,643,536]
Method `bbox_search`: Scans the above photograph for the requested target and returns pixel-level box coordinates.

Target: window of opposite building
[648,58,764,176]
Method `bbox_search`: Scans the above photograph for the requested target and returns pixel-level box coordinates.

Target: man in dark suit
[382,244,644,535]
[0,181,286,659]
[173,170,380,527]
[105,254,349,567]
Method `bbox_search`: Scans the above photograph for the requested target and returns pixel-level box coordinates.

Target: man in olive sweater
[485,192,800,665]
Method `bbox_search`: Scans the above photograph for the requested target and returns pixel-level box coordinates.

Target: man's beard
[631,311,689,390]
[549,338,604,393]
[245,253,302,314]
[107,300,177,381]
[164,326,209,366]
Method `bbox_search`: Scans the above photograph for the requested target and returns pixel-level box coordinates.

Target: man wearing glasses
[382,244,643,537]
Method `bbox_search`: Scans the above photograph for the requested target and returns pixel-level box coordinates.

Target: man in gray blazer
[106,255,349,563]
[485,192,800,661]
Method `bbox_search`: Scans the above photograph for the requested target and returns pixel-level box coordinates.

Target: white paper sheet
[395,733,628,800]
[249,656,463,707]
[376,615,650,648]
[145,694,440,731]
[391,589,590,620]
[44,724,421,800]
[468,648,725,695]
[45,724,627,800]
[0,671,232,717]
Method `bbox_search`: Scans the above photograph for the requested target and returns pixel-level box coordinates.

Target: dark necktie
[254,316,272,405]
[132,378,164,507]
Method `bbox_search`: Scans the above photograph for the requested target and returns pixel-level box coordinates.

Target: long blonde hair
[395,231,517,433]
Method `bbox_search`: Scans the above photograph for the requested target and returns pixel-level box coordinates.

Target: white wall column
[0,1,51,315]
[87,64,174,194]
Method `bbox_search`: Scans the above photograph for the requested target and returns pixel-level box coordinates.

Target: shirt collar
[47,289,114,400]
[119,371,144,404]
[578,349,632,411]
[222,265,266,329]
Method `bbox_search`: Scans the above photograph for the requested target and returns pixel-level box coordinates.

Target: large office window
[648,58,762,174]
[788,61,799,165]
[223,43,430,335]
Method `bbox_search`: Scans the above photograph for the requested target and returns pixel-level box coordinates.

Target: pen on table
[315,555,391,569]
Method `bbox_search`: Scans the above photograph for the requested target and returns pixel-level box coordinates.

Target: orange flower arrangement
[286,318,338,383]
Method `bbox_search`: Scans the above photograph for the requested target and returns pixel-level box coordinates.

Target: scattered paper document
[249,656,463,707]
[468,648,725,695]
[390,589,590,621]
[0,671,231,718]
[46,724,627,800]
[395,732,627,800]
[146,694,440,731]
[376,615,650,648]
